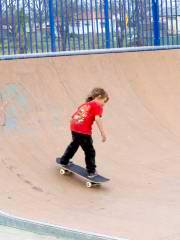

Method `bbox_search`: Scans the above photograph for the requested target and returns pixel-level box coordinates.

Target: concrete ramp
[0,50,180,240]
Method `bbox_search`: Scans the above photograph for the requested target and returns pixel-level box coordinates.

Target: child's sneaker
[56,158,61,164]
[67,161,73,166]
[88,171,98,178]
[56,158,73,166]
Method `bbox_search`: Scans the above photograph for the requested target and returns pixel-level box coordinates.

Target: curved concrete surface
[0,50,180,240]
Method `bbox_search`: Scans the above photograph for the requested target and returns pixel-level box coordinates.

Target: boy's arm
[95,116,107,142]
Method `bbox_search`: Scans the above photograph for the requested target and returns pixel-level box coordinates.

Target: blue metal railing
[0,0,179,55]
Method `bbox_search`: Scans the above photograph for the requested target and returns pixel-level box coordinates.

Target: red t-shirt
[70,101,103,135]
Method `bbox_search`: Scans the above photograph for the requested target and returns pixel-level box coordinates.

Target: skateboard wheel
[60,169,65,175]
[86,182,92,188]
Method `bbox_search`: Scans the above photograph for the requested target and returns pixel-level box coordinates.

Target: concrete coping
[0,45,179,61]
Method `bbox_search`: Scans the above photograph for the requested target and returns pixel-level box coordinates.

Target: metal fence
[0,0,179,55]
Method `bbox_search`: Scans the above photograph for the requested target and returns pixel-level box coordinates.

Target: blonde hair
[86,88,109,102]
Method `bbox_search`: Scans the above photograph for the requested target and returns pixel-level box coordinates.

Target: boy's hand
[101,134,107,142]
[95,116,107,142]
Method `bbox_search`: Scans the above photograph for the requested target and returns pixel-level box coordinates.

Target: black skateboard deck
[57,162,110,188]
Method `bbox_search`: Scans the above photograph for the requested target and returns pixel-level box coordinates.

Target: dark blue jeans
[60,131,96,174]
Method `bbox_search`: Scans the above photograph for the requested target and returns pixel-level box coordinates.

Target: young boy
[56,88,109,178]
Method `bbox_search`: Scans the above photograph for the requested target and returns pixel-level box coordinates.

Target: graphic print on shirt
[72,104,91,124]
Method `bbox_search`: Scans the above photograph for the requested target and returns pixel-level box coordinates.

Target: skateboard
[57,162,110,188]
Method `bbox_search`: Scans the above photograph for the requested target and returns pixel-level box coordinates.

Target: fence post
[49,0,56,51]
[152,0,160,46]
[104,0,110,48]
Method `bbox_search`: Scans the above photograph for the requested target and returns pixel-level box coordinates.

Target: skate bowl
[0,49,180,240]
